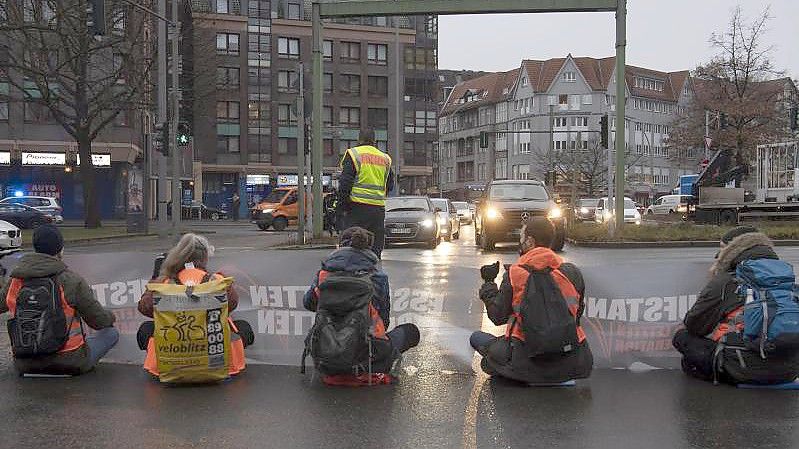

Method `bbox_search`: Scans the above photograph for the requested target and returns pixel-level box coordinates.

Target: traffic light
[176,122,190,146]
[154,122,169,156]
[479,131,489,149]
[600,115,608,148]
[86,0,106,36]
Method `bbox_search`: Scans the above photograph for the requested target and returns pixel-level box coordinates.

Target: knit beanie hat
[33,224,64,256]
[721,225,759,244]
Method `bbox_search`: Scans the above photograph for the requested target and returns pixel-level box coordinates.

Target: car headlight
[580,207,589,214]
[261,208,274,214]
[485,207,502,220]
[547,206,563,219]
[420,219,434,228]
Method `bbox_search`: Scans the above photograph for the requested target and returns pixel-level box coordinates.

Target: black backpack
[302,271,376,375]
[515,266,580,357]
[7,277,69,358]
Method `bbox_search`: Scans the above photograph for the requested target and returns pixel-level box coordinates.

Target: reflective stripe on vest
[506,259,586,344]
[5,277,86,353]
[345,145,391,206]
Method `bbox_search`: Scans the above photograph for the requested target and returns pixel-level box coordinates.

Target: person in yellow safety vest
[337,129,394,258]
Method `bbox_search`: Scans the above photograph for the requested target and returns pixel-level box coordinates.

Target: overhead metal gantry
[310,0,626,237]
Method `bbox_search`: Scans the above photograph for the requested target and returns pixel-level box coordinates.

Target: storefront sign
[27,183,61,199]
[277,174,331,187]
[77,154,112,167]
[246,175,271,185]
[22,152,65,166]
[0,152,9,165]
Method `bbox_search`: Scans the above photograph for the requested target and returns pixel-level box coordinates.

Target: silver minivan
[646,195,693,215]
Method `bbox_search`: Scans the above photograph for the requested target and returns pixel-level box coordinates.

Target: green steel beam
[318,0,618,18]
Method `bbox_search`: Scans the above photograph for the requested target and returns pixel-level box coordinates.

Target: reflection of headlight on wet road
[547,206,563,219]
[485,207,502,220]
[420,219,434,228]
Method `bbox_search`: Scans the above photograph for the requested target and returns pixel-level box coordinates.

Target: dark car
[0,203,53,229]
[384,196,441,249]
[474,180,566,252]
[574,198,600,222]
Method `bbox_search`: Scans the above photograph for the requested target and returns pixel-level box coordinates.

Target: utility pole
[297,63,306,244]
[613,0,627,235]
[393,17,402,196]
[170,0,181,232]
[311,3,323,238]
[157,0,168,236]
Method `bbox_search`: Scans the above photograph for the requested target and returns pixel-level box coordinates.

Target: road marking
[462,312,504,449]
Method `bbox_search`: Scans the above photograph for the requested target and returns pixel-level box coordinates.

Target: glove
[480,261,501,282]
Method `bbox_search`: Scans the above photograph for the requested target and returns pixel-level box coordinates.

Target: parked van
[646,194,694,215]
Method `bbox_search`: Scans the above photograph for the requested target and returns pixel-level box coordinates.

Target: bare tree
[667,6,795,171]
[0,0,153,227]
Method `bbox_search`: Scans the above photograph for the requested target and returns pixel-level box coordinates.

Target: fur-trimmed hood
[710,232,777,276]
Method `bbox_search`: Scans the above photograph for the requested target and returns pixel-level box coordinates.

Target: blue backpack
[736,259,799,358]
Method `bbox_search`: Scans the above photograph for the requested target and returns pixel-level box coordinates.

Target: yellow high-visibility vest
[342,145,392,206]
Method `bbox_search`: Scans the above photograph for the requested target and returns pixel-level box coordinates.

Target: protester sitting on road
[137,233,254,378]
[673,226,799,385]
[302,226,420,384]
[0,225,119,375]
[471,217,593,384]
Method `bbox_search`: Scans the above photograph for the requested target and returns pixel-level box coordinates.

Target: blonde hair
[160,233,215,279]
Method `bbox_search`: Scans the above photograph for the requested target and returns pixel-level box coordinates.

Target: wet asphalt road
[1,225,799,449]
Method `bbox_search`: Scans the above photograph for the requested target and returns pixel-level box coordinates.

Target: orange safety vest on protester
[708,306,745,342]
[316,269,388,340]
[506,247,587,343]
[143,267,245,377]
[5,278,85,353]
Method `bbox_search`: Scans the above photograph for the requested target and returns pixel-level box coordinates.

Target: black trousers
[341,203,385,258]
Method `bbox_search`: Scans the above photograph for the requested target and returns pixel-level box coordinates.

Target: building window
[278,138,297,155]
[278,37,300,59]
[367,76,388,97]
[217,101,240,123]
[216,0,229,14]
[495,158,507,179]
[323,106,333,126]
[367,43,387,65]
[216,33,239,55]
[558,94,568,106]
[582,94,592,105]
[340,107,360,127]
[248,100,270,127]
[277,70,299,92]
[287,2,302,20]
[340,41,360,61]
[518,164,530,180]
[249,0,270,18]
[562,71,576,82]
[24,102,51,122]
[340,74,361,95]
[520,76,528,87]
[368,108,388,129]
[248,33,270,54]
[323,40,333,60]
[217,136,240,153]
[278,103,297,125]
[323,73,333,93]
[554,117,567,127]
[571,116,588,127]
[217,67,240,87]
[248,67,269,86]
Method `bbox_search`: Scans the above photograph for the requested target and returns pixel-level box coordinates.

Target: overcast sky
[438,1,798,78]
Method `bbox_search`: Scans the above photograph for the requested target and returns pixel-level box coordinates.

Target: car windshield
[430,199,448,210]
[262,190,287,203]
[452,202,469,209]
[489,184,548,201]
[386,198,431,212]
[579,199,599,207]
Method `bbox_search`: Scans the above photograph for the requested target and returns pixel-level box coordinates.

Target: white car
[646,194,694,215]
[595,197,641,225]
[452,201,473,224]
[0,220,22,251]
[0,196,64,223]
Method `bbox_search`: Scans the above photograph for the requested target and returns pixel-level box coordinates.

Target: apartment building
[439,55,701,204]
[184,1,438,207]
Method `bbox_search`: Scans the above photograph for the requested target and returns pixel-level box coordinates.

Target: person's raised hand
[480,261,501,282]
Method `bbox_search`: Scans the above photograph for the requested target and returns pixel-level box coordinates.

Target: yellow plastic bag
[147,278,233,383]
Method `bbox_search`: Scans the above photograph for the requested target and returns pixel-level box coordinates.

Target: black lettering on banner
[206,308,225,368]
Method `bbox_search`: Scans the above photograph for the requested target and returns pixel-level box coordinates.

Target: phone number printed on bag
[206,308,225,368]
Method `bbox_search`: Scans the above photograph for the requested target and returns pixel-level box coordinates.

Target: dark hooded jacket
[683,232,799,383]
[303,247,390,325]
[0,253,116,373]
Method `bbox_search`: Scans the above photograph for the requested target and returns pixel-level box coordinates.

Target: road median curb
[273,244,337,251]
[567,238,799,248]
